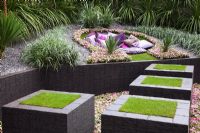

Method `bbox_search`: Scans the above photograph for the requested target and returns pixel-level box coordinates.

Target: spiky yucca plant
[106,36,118,54]
[162,36,174,52]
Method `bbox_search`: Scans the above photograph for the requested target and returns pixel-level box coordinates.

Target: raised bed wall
[0,69,44,119]
[0,57,200,119]
[46,57,200,95]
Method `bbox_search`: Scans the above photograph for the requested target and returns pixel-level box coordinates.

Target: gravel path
[0,25,90,76]
[64,25,90,65]
[0,42,31,76]
[94,91,129,133]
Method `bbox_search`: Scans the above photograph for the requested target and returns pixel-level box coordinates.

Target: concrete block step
[144,64,194,78]
[129,75,193,100]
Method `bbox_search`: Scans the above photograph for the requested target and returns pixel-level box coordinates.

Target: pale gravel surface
[0,42,31,76]
[0,25,90,76]
[94,91,129,133]
[64,25,90,65]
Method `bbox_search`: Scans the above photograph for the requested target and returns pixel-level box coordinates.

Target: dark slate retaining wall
[46,57,200,95]
[0,57,200,119]
[0,68,44,119]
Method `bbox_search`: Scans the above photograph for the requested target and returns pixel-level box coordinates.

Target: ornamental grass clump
[21,34,78,71]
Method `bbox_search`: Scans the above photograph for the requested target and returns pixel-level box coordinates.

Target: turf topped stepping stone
[2,90,94,133]
[20,92,81,109]
[154,64,186,71]
[129,75,192,100]
[119,97,177,118]
[102,95,190,133]
[142,76,182,87]
[145,64,194,78]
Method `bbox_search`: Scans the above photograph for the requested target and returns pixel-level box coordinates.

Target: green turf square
[154,64,186,71]
[142,76,182,87]
[119,97,177,118]
[20,92,81,109]
[129,53,157,61]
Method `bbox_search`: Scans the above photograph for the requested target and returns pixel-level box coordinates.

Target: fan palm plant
[0,13,25,58]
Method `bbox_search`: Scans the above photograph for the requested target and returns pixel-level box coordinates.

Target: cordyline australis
[4,0,7,16]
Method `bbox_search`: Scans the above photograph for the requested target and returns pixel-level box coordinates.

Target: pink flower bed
[190,84,200,133]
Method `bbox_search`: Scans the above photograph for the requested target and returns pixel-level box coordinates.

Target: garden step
[144,64,194,78]
[129,75,193,100]
[102,95,190,133]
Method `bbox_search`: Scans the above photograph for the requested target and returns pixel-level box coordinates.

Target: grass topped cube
[2,90,94,133]
[129,75,192,100]
[142,76,182,87]
[20,92,81,109]
[102,95,190,133]
[119,97,177,118]
[144,64,194,78]
[154,64,186,71]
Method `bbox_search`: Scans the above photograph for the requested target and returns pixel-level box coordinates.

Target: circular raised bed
[73,28,189,63]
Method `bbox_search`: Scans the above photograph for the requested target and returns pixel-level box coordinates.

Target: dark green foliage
[137,0,157,26]
[1,0,200,33]
[99,5,116,28]
[80,3,116,28]
[13,4,69,35]
[0,12,25,57]
[118,0,140,24]
[179,0,200,33]
[79,3,100,28]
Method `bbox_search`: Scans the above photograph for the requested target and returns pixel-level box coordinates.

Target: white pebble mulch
[94,91,129,133]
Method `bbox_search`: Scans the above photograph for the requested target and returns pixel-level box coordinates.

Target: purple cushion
[108,32,117,37]
[97,32,108,40]
[115,33,126,45]
[96,38,106,48]
[133,40,153,49]
[87,32,96,37]
[124,39,139,47]
[128,35,139,41]
[86,35,97,45]
[120,47,147,54]
[119,43,129,48]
